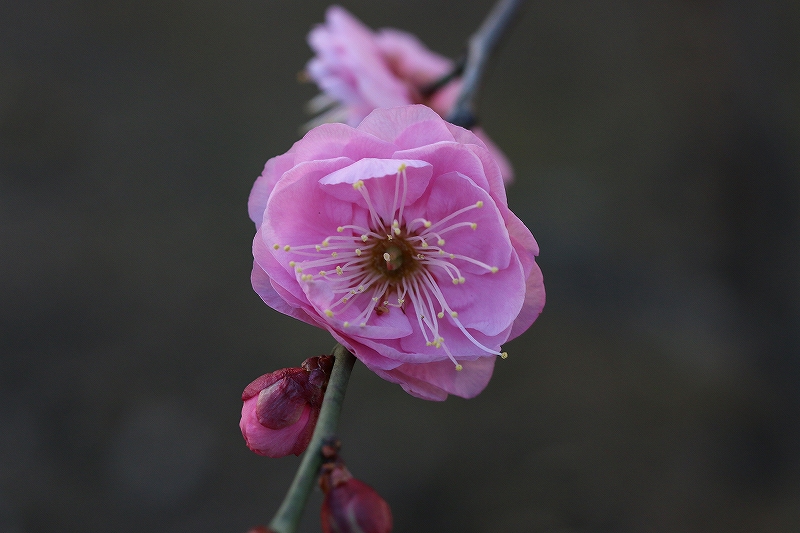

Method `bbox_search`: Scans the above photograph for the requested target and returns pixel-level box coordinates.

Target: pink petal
[319,158,432,219]
[472,127,515,184]
[370,356,496,400]
[357,105,452,146]
[240,402,314,457]
[248,148,297,225]
[256,378,307,429]
[293,123,396,163]
[508,259,545,341]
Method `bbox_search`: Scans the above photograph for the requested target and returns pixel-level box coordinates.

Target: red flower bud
[320,463,393,533]
[239,355,333,457]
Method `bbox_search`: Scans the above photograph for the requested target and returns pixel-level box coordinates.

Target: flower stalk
[447,0,525,128]
[268,344,357,533]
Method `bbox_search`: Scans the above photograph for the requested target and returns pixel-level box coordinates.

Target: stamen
[354,180,384,229]
[275,176,504,363]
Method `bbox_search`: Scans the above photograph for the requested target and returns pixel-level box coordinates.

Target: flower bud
[320,463,393,533]
[239,355,333,457]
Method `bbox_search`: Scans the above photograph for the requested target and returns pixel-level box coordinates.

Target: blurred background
[2,1,799,531]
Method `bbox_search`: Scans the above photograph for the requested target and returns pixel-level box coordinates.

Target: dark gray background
[2,1,799,532]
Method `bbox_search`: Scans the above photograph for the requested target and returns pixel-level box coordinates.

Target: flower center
[370,231,419,281]
[272,164,508,368]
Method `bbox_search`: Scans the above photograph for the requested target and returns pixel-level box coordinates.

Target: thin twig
[268,344,357,533]
[420,55,466,98]
[446,0,524,129]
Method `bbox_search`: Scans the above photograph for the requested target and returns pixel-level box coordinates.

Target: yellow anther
[397,163,407,172]
[455,364,463,371]
[449,254,455,259]
[289,261,296,267]
[337,226,344,232]
[355,248,362,256]
[295,266,303,273]
[452,278,460,285]
[450,311,458,318]
[273,244,280,250]
[422,241,429,248]
[361,234,368,242]
[336,266,343,275]
[476,201,484,208]
[437,311,444,319]
[319,270,326,276]
[458,277,466,284]
[438,238,445,245]
[423,220,432,228]
[343,321,350,328]
[315,245,322,252]
[393,227,401,235]
[321,238,330,247]
[324,309,334,317]
[500,352,508,359]
[470,223,477,230]
[397,298,404,305]
[360,322,366,327]
[490,266,499,273]
[341,297,349,303]
[283,245,291,251]
[331,251,338,258]
[426,341,432,346]
[353,180,364,190]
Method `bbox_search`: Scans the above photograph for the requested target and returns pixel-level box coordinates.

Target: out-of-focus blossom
[320,462,392,533]
[249,105,544,400]
[305,5,514,183]
[239,355,333,457]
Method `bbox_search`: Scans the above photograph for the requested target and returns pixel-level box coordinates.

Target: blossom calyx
[239,355,333,457]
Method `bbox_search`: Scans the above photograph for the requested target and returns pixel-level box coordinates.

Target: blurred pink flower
[249,105,544,400]
[305,5,514,183]
[320,462,392,533]
[239,355,333,457]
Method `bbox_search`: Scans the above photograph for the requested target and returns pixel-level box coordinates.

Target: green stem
[268,344,357,533]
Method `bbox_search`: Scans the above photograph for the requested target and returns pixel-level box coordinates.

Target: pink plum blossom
[305,5,514,183]
[249,105,544,400]
[239,355,333,457]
